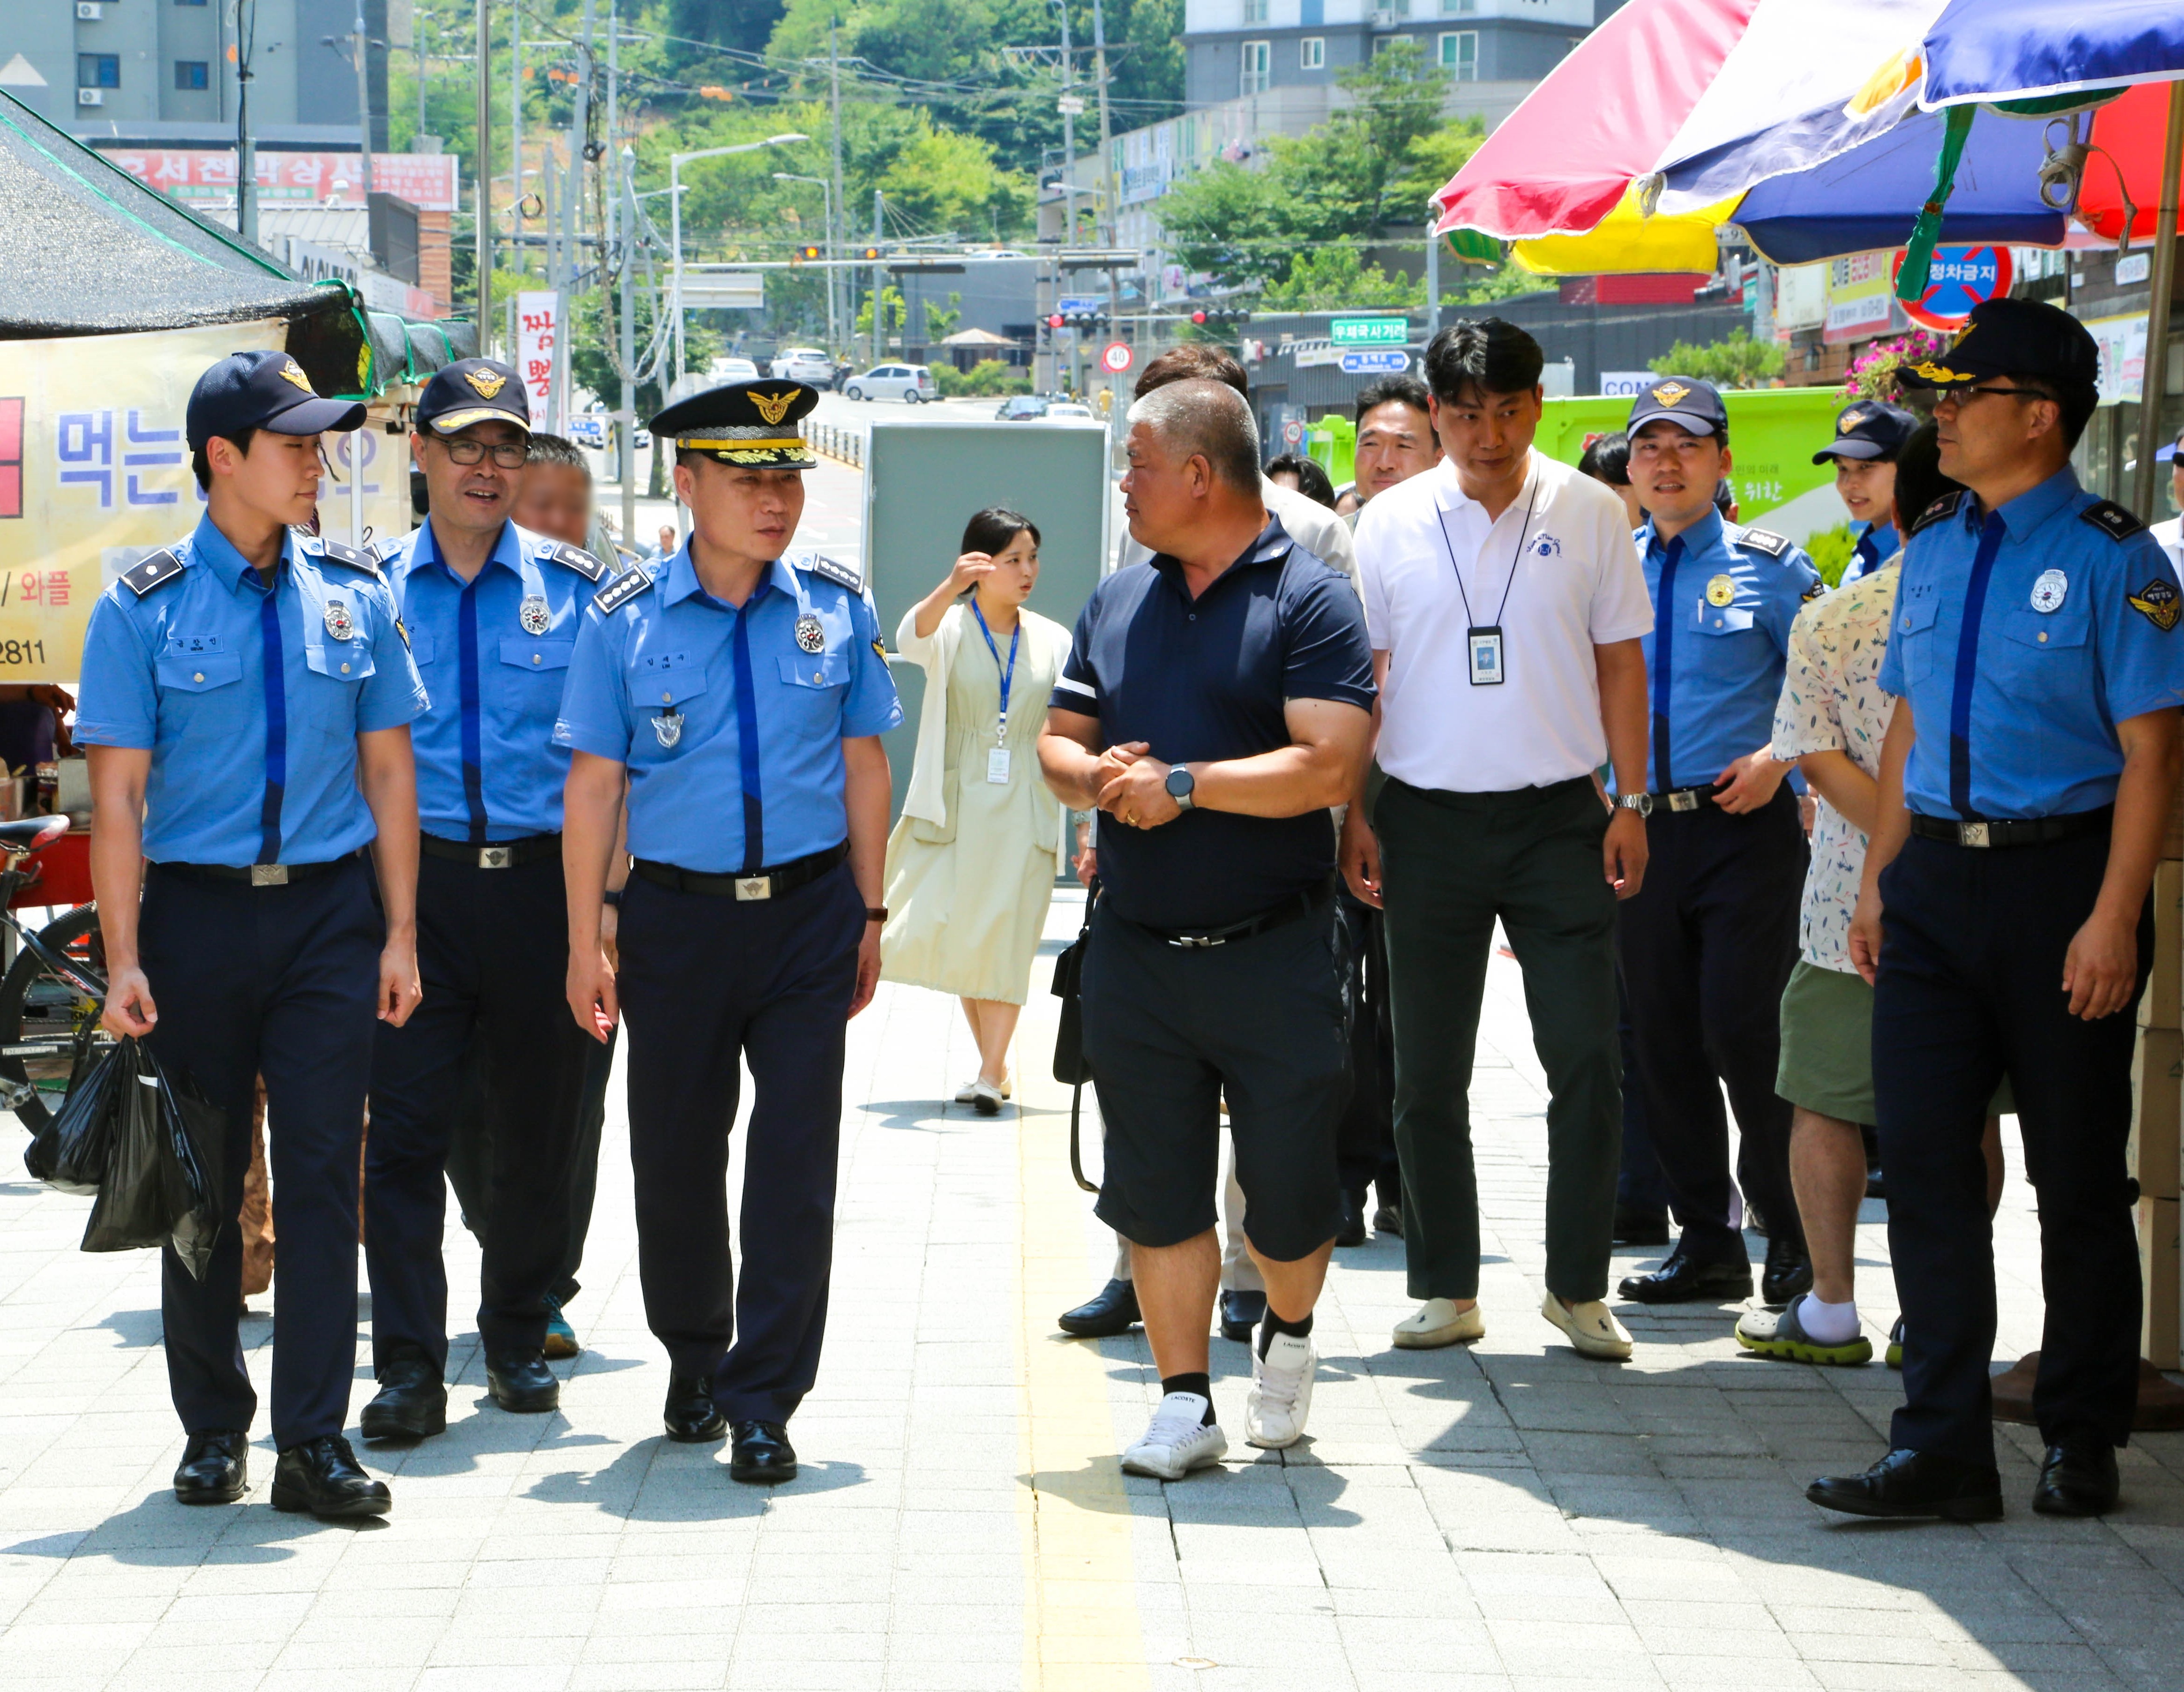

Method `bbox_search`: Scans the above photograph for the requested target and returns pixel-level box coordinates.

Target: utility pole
[350,0,375,196]
[871,188,885,364]
[1057,0,1076,252]
[416,9,428,142]
[559,0,595,434]
[829,23,846,361]
[1090,0,1119,394]
[236,0,259,246]
[511,1,522,275]
[619,148,636,544]
[476,0,492,352]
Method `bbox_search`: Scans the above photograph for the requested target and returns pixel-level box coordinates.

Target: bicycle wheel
[0,902,109,1134]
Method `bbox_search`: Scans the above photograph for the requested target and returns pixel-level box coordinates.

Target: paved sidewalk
[4,894,2184,1692]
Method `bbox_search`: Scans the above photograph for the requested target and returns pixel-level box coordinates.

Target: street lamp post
[669,134,809,391]
[773,172,837,352]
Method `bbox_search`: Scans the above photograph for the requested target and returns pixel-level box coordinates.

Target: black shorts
[1081,898,1349,1262]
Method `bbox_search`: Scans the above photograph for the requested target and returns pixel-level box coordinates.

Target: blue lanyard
[969,598,1020,741]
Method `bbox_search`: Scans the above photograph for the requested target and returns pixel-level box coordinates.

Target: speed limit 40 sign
[1099,341,1133,375]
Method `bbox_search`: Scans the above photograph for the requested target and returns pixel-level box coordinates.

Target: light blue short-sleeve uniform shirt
[1877,468,2184,821]
[1634,507,1827,791]
[379,517,610,841]
[554,544,902,873]
[1840,518,1899,586]
[75,513,428,866]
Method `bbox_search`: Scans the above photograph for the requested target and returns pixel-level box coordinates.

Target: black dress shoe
[2032,1438,2120,1517]
[1864,1163,1887,1201]
[663,1373,727,1442]
[1617,1251,1752,1304]
[1219,1288,1267,1343]
[270,1435,391,1520]
[1058,1277,1140,1338]
[360,1355,447,1441]
[729,1419,798,1484]
[1760,1234,1814,1306]
[1372,1201,1403,1238]
[1334,1190,1367,1248]
[1807,1447,2003,1521]
[1611,1205,1670,1247]
[485,1350,561,1414]
[173,1429,248,1505]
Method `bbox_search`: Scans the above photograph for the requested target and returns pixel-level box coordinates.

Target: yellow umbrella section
[1492,183,1744,277]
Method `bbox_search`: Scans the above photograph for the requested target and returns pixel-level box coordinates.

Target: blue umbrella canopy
[1919,0,2184,108]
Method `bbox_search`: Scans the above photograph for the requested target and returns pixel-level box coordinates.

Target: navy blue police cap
[1893,296,2099,396]
[1813,401,1916,465]
[186,350,367,451]
[416,359,531,436]
[649,380,820,467]
[1627,374,1729,439]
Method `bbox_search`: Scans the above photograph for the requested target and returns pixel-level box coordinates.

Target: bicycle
[0,816,108,1133]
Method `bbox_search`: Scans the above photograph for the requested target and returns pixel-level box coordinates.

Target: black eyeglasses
[438,439,529,468]
[1942,385,2049,405]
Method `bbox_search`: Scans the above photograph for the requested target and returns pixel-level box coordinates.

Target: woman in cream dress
[881,509,1072,1113]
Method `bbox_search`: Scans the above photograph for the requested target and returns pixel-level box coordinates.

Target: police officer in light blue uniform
[1815,401,1915,584]
[358,359,615,1444]
[1813,299,2184,1524]
[1613,375,1826,1309]
[556,379,901,1485]
[76,349,427,1520]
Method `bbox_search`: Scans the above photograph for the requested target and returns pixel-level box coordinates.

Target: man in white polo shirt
[1346,318,1655,1359]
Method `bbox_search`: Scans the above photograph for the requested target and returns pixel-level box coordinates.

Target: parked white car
[1046,402,1095,419]
[711,357,761,384]
[843,363,937,403]
[771,347,837,385]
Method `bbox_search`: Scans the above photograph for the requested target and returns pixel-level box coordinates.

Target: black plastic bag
[23,1037,129,1195]
[77,1041,226,1281]
[1050,881,1099,1194]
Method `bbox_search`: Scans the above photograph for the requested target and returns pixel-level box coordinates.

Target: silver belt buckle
[1172,933,1222,949]
[250,864,289,887]
[1667,790,1700,813]
[1959,822,1991,848]
[734,876,773,901]
[478,846,513,869]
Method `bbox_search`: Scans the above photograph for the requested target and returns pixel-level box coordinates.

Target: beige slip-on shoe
[1392,1297,1484,1349]
[1540,1293,1633,1361]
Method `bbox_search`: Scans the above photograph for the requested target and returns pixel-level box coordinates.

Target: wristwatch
[1165,765,1197,811]
[601,888,623,908]
[1617,792,1654,818]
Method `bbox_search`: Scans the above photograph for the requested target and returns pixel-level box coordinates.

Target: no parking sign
[1891,244,2013,331]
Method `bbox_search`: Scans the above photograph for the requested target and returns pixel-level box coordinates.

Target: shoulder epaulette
[121,549,185,597]
[594,562,654,614]
[1909,491,1965,537]
[548,540,608,581]
[799,552,864,593]
[2079,499,2147,542]
[308,535,382,579]
[1733,526,1792,559]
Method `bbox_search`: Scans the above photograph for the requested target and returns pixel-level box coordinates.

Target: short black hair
[1136,343,1249,401]
[526,432,589,472]
[1713,479,1736,518]
[1425,318,1544,408]
[1355,375,1431,425]
[1265,452,1337,509]
[190,427,258,491]
[1889,420,1963,530]
[2001,371,2097,450]
[1578,430,1630,487]
[961,506,1041,559]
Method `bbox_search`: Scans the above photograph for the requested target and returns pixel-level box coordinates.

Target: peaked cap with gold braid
[649,379,820,468]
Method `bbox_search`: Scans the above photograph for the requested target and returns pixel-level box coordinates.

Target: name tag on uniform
[1467,626,1505,687]
[986,746,1012,785]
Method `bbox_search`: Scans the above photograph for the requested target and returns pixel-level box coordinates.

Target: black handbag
[1049,879,1099,1193]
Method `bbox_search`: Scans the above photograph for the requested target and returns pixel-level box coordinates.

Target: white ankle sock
[1798,1293,1860,1345]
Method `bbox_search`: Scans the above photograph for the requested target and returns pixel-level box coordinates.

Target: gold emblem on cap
[1651,381,1690,406]
[465,367,508,399]
[1706,574,1736,608]
[1838,409,1866,433]
[1909,361,1967,383]
[748,389,798,426]
[279,359,313,393]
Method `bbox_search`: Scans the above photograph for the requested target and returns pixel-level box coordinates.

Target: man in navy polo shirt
[1039,378,1374,1481]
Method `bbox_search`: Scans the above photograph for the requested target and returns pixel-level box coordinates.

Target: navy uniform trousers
[364,850,593,1372]
[1615,785,1806,1261]
[140,854,381,1450]
[1874,830,2150,1467]
[618,860,866,1423]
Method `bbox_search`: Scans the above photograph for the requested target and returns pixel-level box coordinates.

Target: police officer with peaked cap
[357,359,617,1442]
[1814,400,1916,584]
[1613,374,1825,1310]
[555,378,901,1483]
[1814,298,2184,1523]
[76,349,429,1519]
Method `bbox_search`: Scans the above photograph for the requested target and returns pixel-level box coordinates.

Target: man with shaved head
[1040,377,1375,1481]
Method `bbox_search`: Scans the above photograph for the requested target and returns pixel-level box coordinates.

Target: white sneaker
[1392,1297,1484,1349]
[1245,1331,1317,1449]
[1540,1293,1633,1361]
[1121,1393,1228,1480]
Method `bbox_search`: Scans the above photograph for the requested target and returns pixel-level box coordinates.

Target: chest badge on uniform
[2129,578,2181,632]
[2030,569,2068,614]
[519,594,552,636]
[1705,574,1736,608]
[794,613,826,654]
[653,709,684,748]
[323,599,354,642]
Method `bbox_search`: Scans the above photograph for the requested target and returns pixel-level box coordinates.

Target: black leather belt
[155,851,359,886]
[1908,806,2113,849]
[421,832,560,869]
[633,841,849,901]
[1651,785,1719,813]
[1118,877,1334,949]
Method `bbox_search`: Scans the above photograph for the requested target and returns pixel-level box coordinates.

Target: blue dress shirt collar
[189,512,291,592]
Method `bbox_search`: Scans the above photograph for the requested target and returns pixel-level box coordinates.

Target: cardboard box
[2140,1195,2181,1370]
[2138,859,2183,1029]
[2130,1026,2183,1200]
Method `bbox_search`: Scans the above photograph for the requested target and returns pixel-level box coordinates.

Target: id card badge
[986,745,1013,784]
[1467,626,1506,687]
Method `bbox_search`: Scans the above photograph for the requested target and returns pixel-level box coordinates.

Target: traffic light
[1047,314,1064,329]
[860,245,881,262]
[1190,306,1248,329]
[790,245,821,266]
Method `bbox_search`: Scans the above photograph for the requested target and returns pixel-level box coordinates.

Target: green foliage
[923,292,964,342]
[933,359,1031,397]
[1804,522,1857,588]
[857,285,908,341]
[1262,245,1421,312]
[1653,329,1785,390]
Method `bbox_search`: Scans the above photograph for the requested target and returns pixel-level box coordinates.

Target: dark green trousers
[1375,774,1622,1303]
